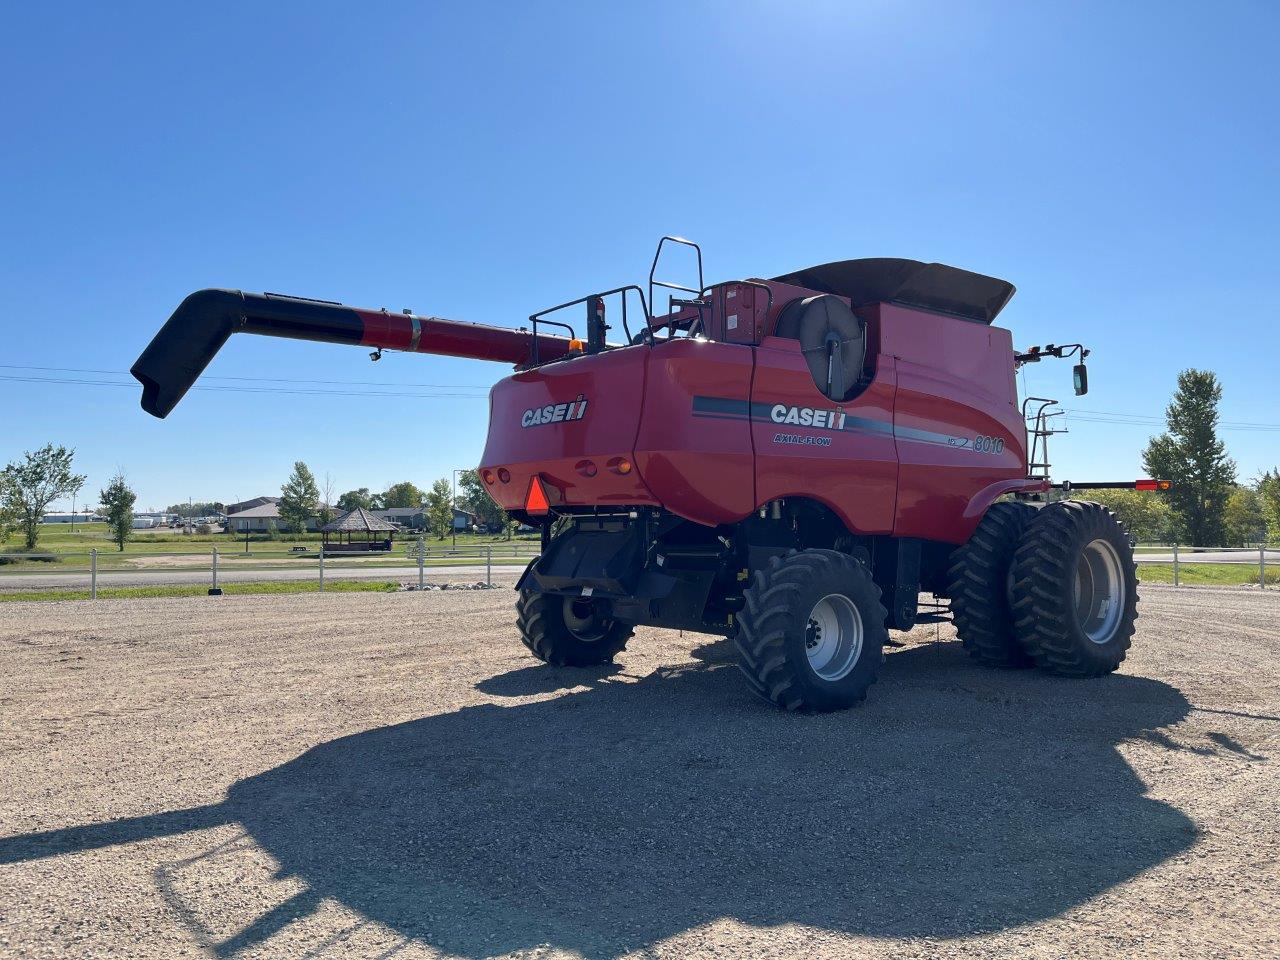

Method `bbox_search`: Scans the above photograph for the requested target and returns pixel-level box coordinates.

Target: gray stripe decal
[691,395,971,448]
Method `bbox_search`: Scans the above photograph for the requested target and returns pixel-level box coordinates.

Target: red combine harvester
[133,238,1166,711]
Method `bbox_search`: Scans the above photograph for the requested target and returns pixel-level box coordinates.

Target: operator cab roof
[771,258,1015,325]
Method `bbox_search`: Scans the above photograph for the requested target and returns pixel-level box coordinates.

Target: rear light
[608,457,633,475]
[497,468,511,483]
[1135,479,1171,491]
[575,459,597,477]
[481,469,495,485]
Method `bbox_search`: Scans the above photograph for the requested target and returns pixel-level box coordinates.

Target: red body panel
[751,337,898,534]
[481,280,1031,545]
[482,347,657,512]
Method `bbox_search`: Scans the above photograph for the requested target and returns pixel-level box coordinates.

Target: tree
[424,477,454,540]
[278,461,320,534]
[0,472,18,542]
[1260,470,1280,542]
[1223,486,1265,546]
[336,487,375,512]
[319,472,336,525]
[99,472,137,551]
[1076,489,1173,543]
[1,444,86,550]
[382,481,425,509]
[456,469,508,534]
[1142,370,1236,546]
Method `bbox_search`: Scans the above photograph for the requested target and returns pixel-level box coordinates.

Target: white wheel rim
[805,594,864,681]
[1074,538,1125,644]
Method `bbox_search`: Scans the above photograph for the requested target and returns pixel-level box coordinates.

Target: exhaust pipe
[131,289,574,418]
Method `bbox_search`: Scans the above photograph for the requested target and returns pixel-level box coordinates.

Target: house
[370,507,476,532]
[225,497,321,533]
[224,496,278,517]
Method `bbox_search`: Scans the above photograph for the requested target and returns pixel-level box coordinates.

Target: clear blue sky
[2,1,1276,511]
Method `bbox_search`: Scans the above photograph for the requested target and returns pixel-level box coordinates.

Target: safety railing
[0,537,540,599]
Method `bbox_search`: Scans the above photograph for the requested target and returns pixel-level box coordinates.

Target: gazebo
[320,507,398,552]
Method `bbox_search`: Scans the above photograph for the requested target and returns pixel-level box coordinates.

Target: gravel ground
[1,585,1277,959]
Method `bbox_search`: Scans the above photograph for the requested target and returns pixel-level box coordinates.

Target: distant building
[224,496,278,517]
[225,498,320,533]
[41,511,104,524]
[371,507,476,532]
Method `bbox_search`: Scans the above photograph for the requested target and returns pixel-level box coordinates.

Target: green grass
[1137,561,1277,587]
[0,578,411,603]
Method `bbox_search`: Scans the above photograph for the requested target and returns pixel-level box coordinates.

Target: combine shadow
[0,638,1198,957]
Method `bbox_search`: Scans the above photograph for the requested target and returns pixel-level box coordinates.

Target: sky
[2,1,1277,511]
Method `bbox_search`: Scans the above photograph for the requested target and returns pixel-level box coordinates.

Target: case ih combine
[133,238,1165,711]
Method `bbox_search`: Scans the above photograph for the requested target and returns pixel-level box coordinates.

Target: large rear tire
[734,550,887,711]
[516,586,633,667]
[946,500,1039,667]
[1011,500,1138,677]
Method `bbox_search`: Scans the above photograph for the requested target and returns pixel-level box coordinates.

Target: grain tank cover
[771,258,1015,324]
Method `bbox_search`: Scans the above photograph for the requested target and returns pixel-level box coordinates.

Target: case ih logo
[521,394,589,428]
[769,404,847,430]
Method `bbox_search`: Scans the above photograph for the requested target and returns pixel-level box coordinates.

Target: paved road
[0,563,525,592]
[1138,549,1279,564]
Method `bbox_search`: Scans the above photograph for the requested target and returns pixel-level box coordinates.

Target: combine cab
[134,237,1163,711]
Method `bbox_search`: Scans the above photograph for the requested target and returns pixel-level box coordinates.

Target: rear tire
[1011,500,1138,677]
[516,586,633,667]
[946,501,1039,667]
[734,550,887,711]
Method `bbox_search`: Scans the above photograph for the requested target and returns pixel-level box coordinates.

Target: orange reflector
[1135,479,1171,491]
[525,475,551,515]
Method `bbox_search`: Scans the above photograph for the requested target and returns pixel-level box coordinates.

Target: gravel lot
[1,585,1277,959]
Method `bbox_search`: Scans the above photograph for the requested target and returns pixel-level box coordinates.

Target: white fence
[1135,544,1277,588]
[0,538,540,598]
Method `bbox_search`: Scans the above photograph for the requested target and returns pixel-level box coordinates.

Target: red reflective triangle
[525,475,551,515]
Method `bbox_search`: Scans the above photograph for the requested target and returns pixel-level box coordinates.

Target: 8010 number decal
[973,434,1005,455]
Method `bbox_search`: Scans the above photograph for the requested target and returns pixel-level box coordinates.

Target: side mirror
[1073,363,1089,396]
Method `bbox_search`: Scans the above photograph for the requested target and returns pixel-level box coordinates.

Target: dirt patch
[1,585,1277,958]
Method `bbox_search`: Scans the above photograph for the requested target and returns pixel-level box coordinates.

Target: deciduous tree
[99,473,137,551]
[424,478,454,540]
[382,481,425,509]
[1,444,86,551]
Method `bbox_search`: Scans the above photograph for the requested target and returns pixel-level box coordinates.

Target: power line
[0,363,490,390]
[0,374,488,401]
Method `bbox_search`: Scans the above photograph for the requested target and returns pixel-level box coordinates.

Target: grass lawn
[0,579,414,603]
[1137,561,1276,587]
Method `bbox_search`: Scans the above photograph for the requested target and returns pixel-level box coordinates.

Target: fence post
[418,536,425,589]
[209,546,222,595]
[486,545,492,587]
[1172,542,1179,588]
[318,547,325,592]
[1262,543,1267,590]
[90,548,97,600]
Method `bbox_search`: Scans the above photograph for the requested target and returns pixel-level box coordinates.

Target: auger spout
[130,289,574,418]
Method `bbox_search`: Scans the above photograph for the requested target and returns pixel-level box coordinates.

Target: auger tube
[130,289,574,418]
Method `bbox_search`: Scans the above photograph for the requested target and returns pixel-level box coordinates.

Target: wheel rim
[1073,538,1125,644]
[805,594,864,681]
[563,596,610,642]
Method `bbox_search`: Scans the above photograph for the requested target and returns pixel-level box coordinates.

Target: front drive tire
[516,586,633,667]
[1011,500,1139,677]
[946,500,1039,667]
[734,550,888,712]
